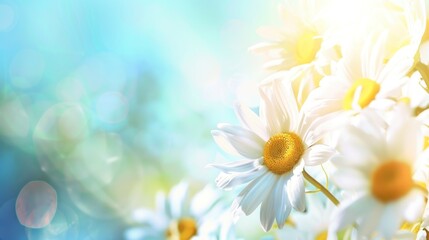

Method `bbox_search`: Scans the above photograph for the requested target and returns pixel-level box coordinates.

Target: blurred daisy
[124,182,233,240]
[249,0,336,72]
[210,80,336,231]
[329,106,426,239]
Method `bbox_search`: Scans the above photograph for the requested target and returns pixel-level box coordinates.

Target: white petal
[260,179,278,231]
[417,230,428,240]
[362,31,388,80]
[214,130,263,159]
[218,123,265,147]
[212,130,240,156]
[302,144,336,166]
[287,173,306,212]
[399,190,425,222]
[301,111,348,145]
[190,186,220,217]
[356,203,383,239]
[274,79,299,131]
[234,103,269,141]
[274,175,292,229]
[215,167,267,190]
[259,86,288,135]
[337,126,380,168]
[208,159,260,174]
[233,172,276,216]
[331,168,369,191]
[155,192,167,215]
[386,116,422,162]
[169,182,189,218]
[378,204,403,240]
[329,194,371,233]
[378,45,414,85]
[354,108,386,141]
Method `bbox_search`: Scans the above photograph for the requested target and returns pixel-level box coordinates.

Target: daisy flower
[329,106,427,239]
[249,0,336,72]
[210,80,336,231]
[124,182,233,240]
[305,0,426,120]
[306,31,417,119]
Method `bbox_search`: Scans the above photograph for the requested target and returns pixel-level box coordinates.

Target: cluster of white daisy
[211,0,429,239]
[127,0,429,239]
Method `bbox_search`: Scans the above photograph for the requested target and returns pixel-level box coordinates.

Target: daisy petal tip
[260,222,273,232]
[205,164,215,169]
[211,129,221,136]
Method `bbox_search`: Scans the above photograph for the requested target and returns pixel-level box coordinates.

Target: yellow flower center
[166,217,198,240]
[315,231,328,240]
[343,78,380,110]
[295,31,322,64]
[371,161,413,203]
[263,132,304,175]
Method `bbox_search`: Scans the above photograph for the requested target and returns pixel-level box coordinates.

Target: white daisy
[210,80,336,231]
[329,106,426,239]
[307,31,417,120]
[249,0,337,72]
[124,182,233,240]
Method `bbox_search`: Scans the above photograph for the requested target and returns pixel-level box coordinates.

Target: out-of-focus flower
[210,80,335,231]
[124,182,234,240]
[329,106,426,239]
[249,0,337,72]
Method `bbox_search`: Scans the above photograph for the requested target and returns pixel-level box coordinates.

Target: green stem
[303,169,339,206]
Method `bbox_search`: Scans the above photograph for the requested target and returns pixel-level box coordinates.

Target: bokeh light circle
[33,103,89,180]
[96,91,128,124]
[26,205,79,240]
[10,50,45,89]
[0,97,30,138]
[0,4,15,31]
[16,181,57,229]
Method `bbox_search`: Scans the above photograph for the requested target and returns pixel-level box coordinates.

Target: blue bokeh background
[0,0,279,239]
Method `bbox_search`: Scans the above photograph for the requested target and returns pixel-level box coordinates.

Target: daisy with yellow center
[307,0,427,118]
[249,0,336,72]
[329,106,426,239]
[210,80,336,231]
[124,183,234,240]
[306,30,418,122]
